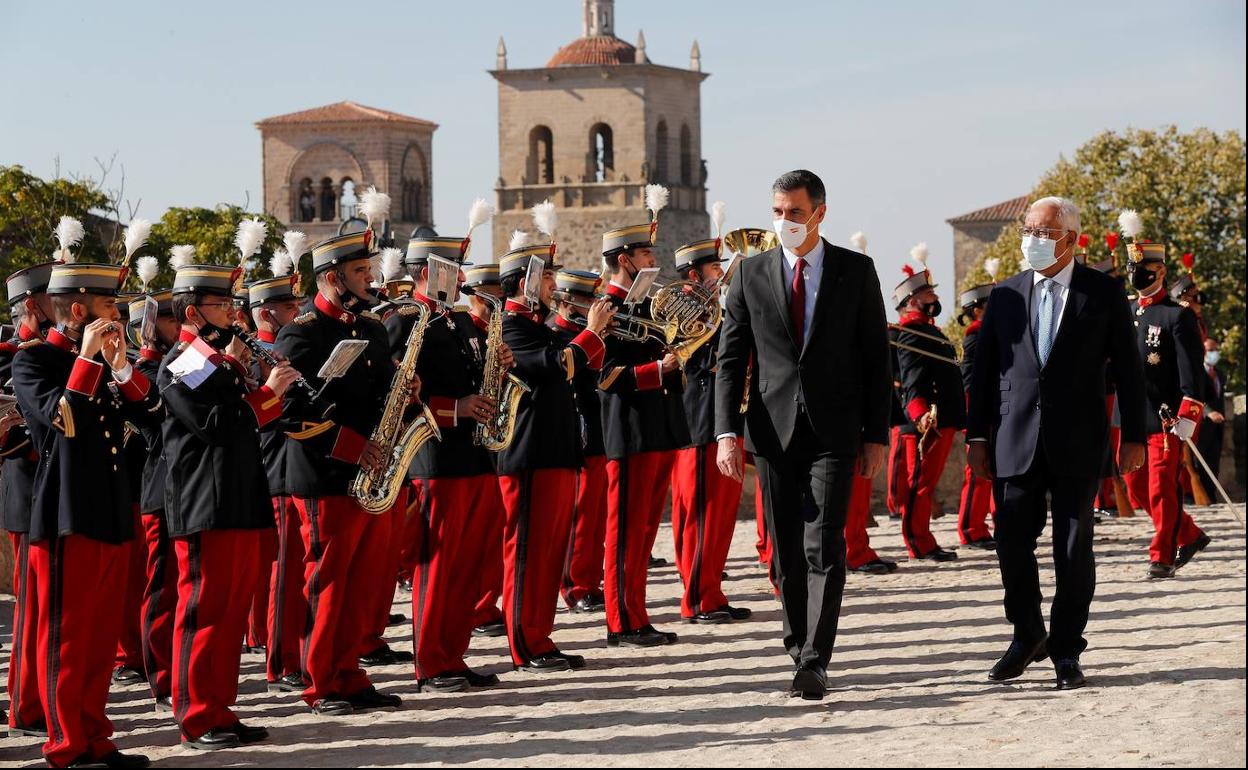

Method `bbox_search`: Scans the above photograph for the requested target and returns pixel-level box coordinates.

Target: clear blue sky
[2,0,1244,316]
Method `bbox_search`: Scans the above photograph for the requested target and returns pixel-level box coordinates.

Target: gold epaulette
[399,305,424,317]
[18,339,41,350]
[360,310,382,322]
[294,311,316,325]
[453,304,470,313]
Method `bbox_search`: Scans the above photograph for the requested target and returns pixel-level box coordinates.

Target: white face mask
[774,211,820,252]
[1021,235,1061,271]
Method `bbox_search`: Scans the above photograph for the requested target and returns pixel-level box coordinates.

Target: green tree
[0,164,111,271]
[138,205,291,293]
[964,126,1246,390]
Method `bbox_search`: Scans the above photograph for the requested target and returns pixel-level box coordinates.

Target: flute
[231,325,335,418]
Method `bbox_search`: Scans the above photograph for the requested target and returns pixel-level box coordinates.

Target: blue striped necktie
[1036,279,1056,366]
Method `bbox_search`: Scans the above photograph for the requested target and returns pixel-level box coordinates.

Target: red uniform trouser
[671,443,742,617]
[140,512,177,700]
[845,469,880,569]
[265,495,307,682]
[246,529,276,649]
[1146,433,1205,565]
[957,462,994,544]
[604,450,675,634]
[172,529,261,741]
[562,454,609,607]
[7,532,43,730]
[114,507,145,672]
[360,499,404,654]
[294,495,390,705]
[500,469,577,665]
[886,426,908,514]
[753,473,778,593]
[32,535,125,768]
[900,430,956,557]
[397,479,425,587]
[1123,430,1150,512]
[472,480,506,628]
[411,475,497,679]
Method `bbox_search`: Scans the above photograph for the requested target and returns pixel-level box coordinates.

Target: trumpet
[559,298,680,346]
[560,280,722,367]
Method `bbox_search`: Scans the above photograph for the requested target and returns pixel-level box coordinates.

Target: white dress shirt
[1031,257,1074,350]
[781,238,825,349]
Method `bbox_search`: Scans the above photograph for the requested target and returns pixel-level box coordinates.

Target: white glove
[1170,417,1196,441]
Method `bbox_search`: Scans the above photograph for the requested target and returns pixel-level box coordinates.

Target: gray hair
[1028,196,1081,234]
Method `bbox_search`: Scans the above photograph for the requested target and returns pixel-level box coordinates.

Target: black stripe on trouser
[45,538,66,747]
[509,470,536,664]
[266,496,287,681]
[612,456,632,631]
[902,438,924,554]
[1167,456,1185,563]
[300,499,323,684]
[142,514,170,698]
[174,533,204,732]
[10,535,30,723]
[413,485,433,679]
[687,446,707,613]
[560,472,582,599]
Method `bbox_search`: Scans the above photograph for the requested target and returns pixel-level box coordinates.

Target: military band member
[495,247,610,671]
[3,261,56,740]
[885,331,910,520]
[669,239,751,620]
[598,195,691,648]
[274,230,404,715]
[553,270,612,613]
[12,260,159,769]
[892,262,963,562]
[1128,244,1211,578]
[956,282,996,549]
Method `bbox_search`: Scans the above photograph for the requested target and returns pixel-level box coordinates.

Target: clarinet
[232,325,334,418]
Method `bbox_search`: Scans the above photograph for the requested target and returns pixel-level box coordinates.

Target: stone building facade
[256,101,438,248]
[946,194,1028,289]
[491,0,709,272]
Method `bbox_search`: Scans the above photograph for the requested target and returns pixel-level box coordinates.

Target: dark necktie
[790,257,807,345]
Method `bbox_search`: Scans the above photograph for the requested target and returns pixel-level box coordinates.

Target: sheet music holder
[427,256,461,309]
[522,255,546,308]
[624,267,660,307]
[315,339,369,381]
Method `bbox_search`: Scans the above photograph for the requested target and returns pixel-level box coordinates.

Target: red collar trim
[1137,291,1165,309]
[900,311,932,327]
[139,347,163,362]
[470,312,489,332]
[257,329,278,344]
[605,283,630,301]
[504,299,542,324]
[178,328,199,344]
[553,314,580,333]
[315,292,355,325]
[47,328,76,352]
[17,323,39,342]
[966,319,982,335]
[412,292,439,312]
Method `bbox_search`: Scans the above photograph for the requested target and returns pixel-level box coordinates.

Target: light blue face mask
[1205,351,1221,367]
[1021,235,1060,271]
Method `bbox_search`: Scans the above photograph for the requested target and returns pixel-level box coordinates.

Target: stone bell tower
[491,0,709,271]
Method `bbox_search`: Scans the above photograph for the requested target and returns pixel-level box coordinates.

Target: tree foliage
[139,205,290,293]
[0,165,111,268]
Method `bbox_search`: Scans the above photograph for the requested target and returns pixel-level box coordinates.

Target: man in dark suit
[715,170,890,700]
[1195,336,1228,502]
[968,196,1146,690]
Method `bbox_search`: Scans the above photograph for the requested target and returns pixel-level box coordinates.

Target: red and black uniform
[114,352,149,680]
[275,294,400,707]
[389,293,498,681]
[885,330,910,517]
[2,325,45,733]
[956,319,994,544]
[12,328,160,767]
[497,300,603,664]
[465,310,505,631]
[1134,292,1207,566]
[671,331,743,617]
[895,312,966,557]
[552,314,610,609]
[598,282,690,635]
[158,329,281,741]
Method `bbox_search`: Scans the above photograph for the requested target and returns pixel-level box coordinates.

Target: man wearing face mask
[1126,244,1211,578]
[715,170,891,700]
[968,197,1146,691]
[956,284,997,548]
[891,269,965,562]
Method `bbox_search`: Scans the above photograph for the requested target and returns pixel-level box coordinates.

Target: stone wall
[951,220,1011,289]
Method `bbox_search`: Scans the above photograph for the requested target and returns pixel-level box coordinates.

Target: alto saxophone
[350,302,441,514]
[471,292,530,451]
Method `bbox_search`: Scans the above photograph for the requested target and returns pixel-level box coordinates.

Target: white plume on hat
[910,242,929,267]
[269,249,292,278]
[282,230,308,260]
[381,247,405,282]
[1118,209,1143,240]
[235,218,267,265]
[509,230,531,252]
[645,184,670,219]
[849,231,868,254]
[55,216,85,263]
[169,244,196,271]
[359,186,391,227]
[123,217,152,261]
[532,200,558,239]
[984,257,1001,281]
[136,255,160,291]
[467,198,496,233]
[711,201,727,238]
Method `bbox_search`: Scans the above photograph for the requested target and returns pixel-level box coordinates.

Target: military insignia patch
[1146,352,1162,365]
[1146,325,1162,347]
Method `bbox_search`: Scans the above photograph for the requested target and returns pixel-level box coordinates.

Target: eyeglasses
[1019,227,1069,240]
[196,301,234,312]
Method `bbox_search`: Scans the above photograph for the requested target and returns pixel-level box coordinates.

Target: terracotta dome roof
[547,35,640,67]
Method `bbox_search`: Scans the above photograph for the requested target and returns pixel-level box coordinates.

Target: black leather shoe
[449,668,500,687]
[111,666,144,685]
[964,537,997,551]
[916,546,958,562]
[988,636,1049,681]
[347,685,402,711]
[686,609,731,624]
[267,672,305,693]
[221,721,269,744]
[641,624,678,644]
[153,695,173,713]
[397,577,414,593]
[67,750,151,768]
[418,674,469,693]
[241,643,266,655]
[472,620,507,637]
[1055,658,1086,690]
[571,594,605,613]
[519,655,572,673]
[1176,533,1212,569]
[612,629,668,648]
[182,728,242,751]
[866,514,879,528]
[359,645,412,666]
[1149,561,1177,579]
[8,720,48,738]
[850,559,897,575]
[552,650,587,669]
[790,663,828,700]
[310,698,354,716]
[648,555,668,568]
[388,612,407,626]
[720,604,753,621]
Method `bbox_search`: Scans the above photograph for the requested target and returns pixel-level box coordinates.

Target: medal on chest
[1146,352,1162,366]
[1145,325,1162,348]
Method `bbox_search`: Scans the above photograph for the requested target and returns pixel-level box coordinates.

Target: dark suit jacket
[714,239,891,459]
[967,263,1146,479]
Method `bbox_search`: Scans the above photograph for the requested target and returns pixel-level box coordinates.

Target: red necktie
[790,257,807,345]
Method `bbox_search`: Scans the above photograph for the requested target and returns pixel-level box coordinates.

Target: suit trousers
[754,417,854,669]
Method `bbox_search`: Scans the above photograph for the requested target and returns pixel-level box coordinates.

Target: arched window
[297,178,315,222]
[680,124,692,186]
[590,123,614,182]
[529,126,554,184]
[318,177,336,221]
[400,144,428,223]
[655,120,669,183]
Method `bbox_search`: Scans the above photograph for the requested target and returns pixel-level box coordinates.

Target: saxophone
[350,302,441,513]
[470,291,530,451]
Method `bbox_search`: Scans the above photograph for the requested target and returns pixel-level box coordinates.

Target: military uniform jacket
[895,313,967,435]
[252,330,289,497]
[1133,294,1206,435]
[680,329,720,447]
[550,314,607,457]
[497,301,604,474]
[1,326,40,533]
[388,293,494,479]
[597,283,690,459]
[959,321,981,395]
[888,328,906,429]
[12,328,161,544]
[135,349,170,513]
[275,294,396,498]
